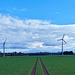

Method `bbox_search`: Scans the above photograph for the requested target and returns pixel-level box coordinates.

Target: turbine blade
[63,40,67,43]
[3,38,7,46]
[4,38,7,43]
[57,39,62,41]
[62,34,65,39]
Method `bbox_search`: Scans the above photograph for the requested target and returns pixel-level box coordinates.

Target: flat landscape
[0,55,75,75]
[41,55,75,75]
[0,56,37,75]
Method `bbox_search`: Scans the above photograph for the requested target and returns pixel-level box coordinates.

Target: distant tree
[12,52,17,56]
[0,51,2,56]
[18,52,22,56]
[60,51,73,55]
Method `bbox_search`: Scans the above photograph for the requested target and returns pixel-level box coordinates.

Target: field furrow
[30,58,38,75]
[40,58,49,75]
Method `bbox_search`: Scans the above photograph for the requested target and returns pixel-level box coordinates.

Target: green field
[41,55,75,75]
[0,55,75,75]
[0,56,37,75]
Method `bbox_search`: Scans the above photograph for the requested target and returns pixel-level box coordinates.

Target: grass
[0,56,36,75]
[41,55,75,75]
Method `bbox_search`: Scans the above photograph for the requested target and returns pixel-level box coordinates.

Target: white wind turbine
[3,38,7,57]
[57,34,67,56]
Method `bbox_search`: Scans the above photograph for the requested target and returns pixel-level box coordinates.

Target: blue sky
[0,0,75,25]
[0,0,75,53]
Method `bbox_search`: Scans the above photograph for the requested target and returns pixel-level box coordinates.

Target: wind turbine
[57,34,67,56]
[3,38,7,57]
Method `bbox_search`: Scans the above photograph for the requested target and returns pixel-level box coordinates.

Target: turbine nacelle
[57,39,67,44]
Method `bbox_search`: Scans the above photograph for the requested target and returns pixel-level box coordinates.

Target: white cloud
[0,14,75,52]
[27,42,44,48]
[0,49,29,53]
[32,34,39,39]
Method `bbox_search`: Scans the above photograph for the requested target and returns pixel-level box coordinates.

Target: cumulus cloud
[0,14,75,52]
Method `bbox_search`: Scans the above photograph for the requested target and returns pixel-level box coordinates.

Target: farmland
[0,55,75,75]
[41,55,75,75]
[0,56,37,75]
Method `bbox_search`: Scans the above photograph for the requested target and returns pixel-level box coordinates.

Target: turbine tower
[3,38,7,57]
[57,34,67,56]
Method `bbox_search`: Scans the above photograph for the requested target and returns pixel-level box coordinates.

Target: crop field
[0,56,37,75]
[41,55,75,75]
[0,55,75,75]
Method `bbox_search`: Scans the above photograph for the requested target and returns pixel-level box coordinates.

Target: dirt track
[30,57,49,75]
[30,58,38,75]
[40,58,49,75]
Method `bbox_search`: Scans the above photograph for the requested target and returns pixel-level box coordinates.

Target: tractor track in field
[30,57,49,75]
[30,58,38,75]
[40,58,49,75]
